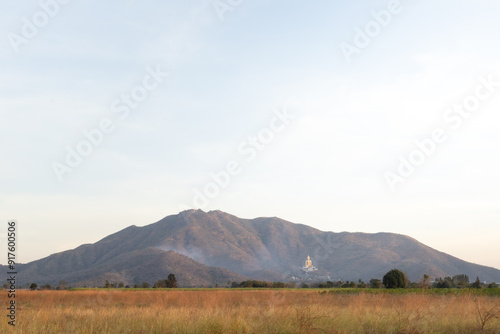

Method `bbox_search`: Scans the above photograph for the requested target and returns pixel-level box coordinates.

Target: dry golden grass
[2,289,500,333]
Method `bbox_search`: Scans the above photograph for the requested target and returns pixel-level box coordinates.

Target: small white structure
[302,255,318,272]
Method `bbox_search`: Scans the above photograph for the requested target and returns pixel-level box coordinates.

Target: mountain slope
[14,246,249,287]
[10,209,500,286]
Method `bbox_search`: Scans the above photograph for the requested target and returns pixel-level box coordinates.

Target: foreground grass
[2,289,500,333]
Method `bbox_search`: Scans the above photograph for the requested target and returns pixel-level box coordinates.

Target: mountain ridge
[7,209,500,287]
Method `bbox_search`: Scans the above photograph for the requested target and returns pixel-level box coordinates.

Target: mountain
[9,210,500,287]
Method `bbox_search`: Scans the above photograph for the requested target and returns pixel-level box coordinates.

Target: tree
[404,273,411,288]
[487,282,498,289]
[318,281,335,289]
[141,282,151,288]
[471,277,482,289]
[29,283,38,291]
[453,274,469,288]
[340,281,356,288]
[104,280,112,288]
[118,282,125,288]
[383,269,407,289]
[153,274,178,289]
[433,277,453,289]
[153,280,165,288]
[419,274,430,289]
[166,274,178,288]
[369,279,382,289]
[59,280,67,290]
[238,280,270,288]
[357,279,367,288]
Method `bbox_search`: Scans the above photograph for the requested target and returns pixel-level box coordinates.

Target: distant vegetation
[228,270,499,292]
[232,280,292,288]
[8,269,500,291]
[102,274,178,289]
[153,274,178,288]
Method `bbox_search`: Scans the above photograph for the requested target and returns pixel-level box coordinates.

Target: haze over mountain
[10,210,500,287]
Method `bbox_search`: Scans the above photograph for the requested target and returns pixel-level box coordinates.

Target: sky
[1,0,499,271]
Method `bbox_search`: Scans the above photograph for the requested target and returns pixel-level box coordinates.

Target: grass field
[3,289,500,333]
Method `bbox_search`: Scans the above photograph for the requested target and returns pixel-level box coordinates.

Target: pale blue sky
[1,0,499,271]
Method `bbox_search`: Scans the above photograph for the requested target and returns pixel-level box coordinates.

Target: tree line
[8,274,178,290]
[105,274,178,289]
[230,269,499,290]
[7,270,499,290]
